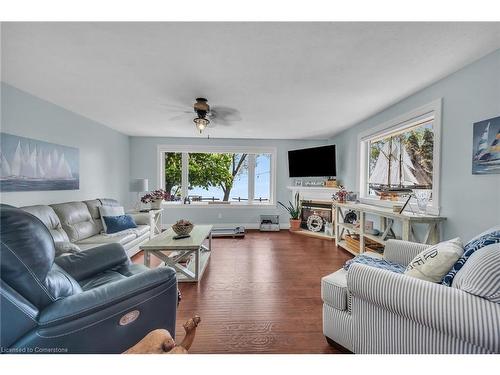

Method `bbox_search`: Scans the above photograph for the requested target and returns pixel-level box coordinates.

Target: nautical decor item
[306,214,324,232]
[472,116,500,174]
[369,134,431,200]
[0,133,79,192]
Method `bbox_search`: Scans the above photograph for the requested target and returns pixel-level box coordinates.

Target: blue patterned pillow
[344,254,406,274]
[102,214,137,234]
[441,230,500,286]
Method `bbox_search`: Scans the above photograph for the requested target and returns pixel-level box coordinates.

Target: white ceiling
[2,22,500,139]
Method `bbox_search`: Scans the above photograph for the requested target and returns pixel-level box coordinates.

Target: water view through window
[164,151,272,204]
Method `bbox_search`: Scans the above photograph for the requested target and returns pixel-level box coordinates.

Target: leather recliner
[0,204,178,354]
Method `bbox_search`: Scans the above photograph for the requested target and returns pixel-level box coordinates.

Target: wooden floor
[132,230,353,354]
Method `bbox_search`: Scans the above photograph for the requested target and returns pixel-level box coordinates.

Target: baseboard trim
[161,222,290,230]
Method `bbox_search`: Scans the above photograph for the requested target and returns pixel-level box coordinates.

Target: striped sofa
[322,239,500,354]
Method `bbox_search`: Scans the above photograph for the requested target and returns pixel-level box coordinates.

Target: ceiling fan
[167,98,241,134]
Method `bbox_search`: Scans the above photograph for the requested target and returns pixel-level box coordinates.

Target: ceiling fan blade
[209,107,242,122]
[168,113,192,121]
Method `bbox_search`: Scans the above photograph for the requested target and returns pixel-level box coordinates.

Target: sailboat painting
[472,116,500,174]
[0,133,79,191]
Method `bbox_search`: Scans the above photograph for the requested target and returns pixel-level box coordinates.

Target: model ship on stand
[369,137,431,200]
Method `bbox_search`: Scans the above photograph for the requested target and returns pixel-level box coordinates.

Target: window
[158,146,276,206]
[254,153,271,203]
[358,99,441,214]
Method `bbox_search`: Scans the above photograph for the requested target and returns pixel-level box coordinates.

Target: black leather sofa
[0,204,178,354]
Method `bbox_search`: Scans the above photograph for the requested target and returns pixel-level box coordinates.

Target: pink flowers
[333,186,351,202]
[141,189,171,203]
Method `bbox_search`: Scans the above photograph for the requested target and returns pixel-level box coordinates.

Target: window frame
[357,99,442,215]
[157,144,277,208]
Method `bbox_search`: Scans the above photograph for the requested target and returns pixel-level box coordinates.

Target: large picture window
[158,146,276,206]
[358,99,442,214]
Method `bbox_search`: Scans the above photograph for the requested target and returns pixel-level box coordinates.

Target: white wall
[129,136,329,227]
[329,49,500,240]
[0,83,130,207]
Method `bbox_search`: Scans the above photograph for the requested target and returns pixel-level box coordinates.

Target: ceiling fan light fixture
[194,117,210,133]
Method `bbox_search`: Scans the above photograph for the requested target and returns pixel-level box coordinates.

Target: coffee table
[140,224,213,282]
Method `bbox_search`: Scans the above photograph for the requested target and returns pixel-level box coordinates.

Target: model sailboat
[369,137,428,199]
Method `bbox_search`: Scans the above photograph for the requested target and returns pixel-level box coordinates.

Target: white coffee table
[139,224,213,282]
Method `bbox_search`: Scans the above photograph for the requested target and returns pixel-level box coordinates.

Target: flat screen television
[288,145,336,177]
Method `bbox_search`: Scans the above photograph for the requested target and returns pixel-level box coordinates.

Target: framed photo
[472,115,500,174]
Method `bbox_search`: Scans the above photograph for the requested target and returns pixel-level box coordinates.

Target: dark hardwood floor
[132,230,353,354]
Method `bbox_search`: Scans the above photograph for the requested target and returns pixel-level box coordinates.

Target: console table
[333,201,446,256]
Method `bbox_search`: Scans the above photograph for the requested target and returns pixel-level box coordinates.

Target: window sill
[162,202,277,209]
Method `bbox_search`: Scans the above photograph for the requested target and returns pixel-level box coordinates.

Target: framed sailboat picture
[0,133,79,192]
[472,116,500,174]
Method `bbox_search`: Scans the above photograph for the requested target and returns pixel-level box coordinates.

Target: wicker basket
[344,234,384,254]
[172,221,194,236]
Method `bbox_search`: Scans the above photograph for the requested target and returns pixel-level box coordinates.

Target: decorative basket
[172,220,194,236]
[344,234,385,254]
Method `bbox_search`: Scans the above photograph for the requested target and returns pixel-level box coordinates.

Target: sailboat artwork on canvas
[0,133,79,192]
[472,116,500,175]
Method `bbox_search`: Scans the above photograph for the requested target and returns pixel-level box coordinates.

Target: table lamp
[131,178,149,210]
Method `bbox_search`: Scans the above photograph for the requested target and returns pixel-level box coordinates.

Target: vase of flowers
[278,192,302,231]
[141,189,171,209]
[333,186,351,203]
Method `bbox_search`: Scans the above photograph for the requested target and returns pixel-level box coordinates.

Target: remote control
[173,234,190,240]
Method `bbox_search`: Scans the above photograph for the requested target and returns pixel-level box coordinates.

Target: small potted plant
[278,192,302,231]
[141,189,171,209]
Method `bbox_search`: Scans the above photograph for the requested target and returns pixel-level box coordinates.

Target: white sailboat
[1,151,12,178]
[474,123,490,161]
[10,141,23,176]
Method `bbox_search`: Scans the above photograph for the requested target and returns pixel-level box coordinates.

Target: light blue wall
[129,137,329,227]
[329,49,500,240]
[0,83,130,207]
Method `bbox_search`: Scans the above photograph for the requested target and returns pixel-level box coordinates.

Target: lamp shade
[130,178,149,192]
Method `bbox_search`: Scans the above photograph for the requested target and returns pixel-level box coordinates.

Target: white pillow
[404,237,464,283]
[98,205,125,233]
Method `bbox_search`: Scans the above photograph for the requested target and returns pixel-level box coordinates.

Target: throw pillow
[102,214,137,234]
[451,243,500,304]
[441,227,500,286]
[405,237,463,283]
[344,254,406,274]
[99,205,125,232]
[54,241,81,257]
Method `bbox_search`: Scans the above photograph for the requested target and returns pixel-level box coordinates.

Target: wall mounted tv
[288,145,336,177]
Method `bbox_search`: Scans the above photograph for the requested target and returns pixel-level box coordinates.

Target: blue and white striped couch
[322,238,500,354]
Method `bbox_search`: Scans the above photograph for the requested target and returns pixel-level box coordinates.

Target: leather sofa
[0,204,178,354]
[21,198,151,257]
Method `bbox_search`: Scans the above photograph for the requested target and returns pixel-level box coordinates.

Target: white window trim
[157,144,277,208]
[357,98,442,215]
